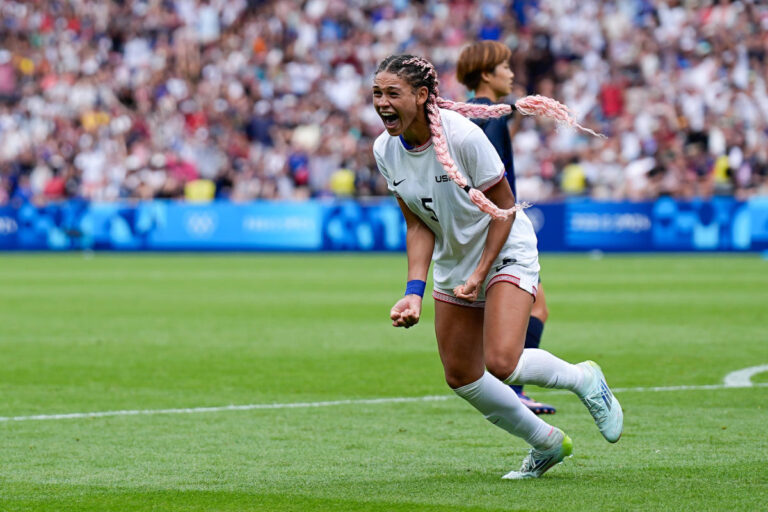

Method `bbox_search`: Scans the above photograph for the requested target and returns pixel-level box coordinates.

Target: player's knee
[485,351,521,382]
[444,367,483,389]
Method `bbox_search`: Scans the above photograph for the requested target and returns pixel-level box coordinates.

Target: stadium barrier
[1,197,767,252]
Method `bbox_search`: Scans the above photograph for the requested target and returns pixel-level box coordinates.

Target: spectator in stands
[0,0,766,205]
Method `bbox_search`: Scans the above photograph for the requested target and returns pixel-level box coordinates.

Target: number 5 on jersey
[421,197,439,222]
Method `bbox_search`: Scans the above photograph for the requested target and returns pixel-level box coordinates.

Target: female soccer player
[372,54,622,479]
[456,40,555,415]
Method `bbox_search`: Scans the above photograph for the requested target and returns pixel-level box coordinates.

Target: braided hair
[375,54,603,220]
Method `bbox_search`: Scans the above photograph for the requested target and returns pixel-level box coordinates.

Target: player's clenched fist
[390,295,422,328]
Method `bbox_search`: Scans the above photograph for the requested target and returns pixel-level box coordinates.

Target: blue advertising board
[651,197,752,251]
[139,202,324,250]
[564,201,653,251]
[748,197,768,250]
[0,197,766,252]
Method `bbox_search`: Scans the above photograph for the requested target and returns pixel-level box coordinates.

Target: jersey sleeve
[456,126,506,192]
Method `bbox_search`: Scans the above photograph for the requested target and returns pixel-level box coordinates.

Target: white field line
[1,381,767,424]
[724,364,768,387]
[0,396,453,423]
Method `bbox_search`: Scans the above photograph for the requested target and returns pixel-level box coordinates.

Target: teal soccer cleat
[577,361,623,443]
[502,430,573,479]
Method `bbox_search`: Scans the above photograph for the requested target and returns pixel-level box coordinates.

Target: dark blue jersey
[467,97,516,198]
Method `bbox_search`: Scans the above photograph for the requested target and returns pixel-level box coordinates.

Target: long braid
[436,97,605,139]
[436,98,513,119]
[377,55,603,220]
[427,92,527,219]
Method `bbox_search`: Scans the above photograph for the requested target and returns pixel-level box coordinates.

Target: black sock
[511,316,545,395]
[525,316,545,349]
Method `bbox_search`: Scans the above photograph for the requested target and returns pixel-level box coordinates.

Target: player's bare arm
[454,179,516,301]
[390,196,434,328]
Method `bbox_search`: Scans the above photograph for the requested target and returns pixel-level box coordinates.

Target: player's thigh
[531,281,549,322]
[483,282,534,379]
[434,299,485,388]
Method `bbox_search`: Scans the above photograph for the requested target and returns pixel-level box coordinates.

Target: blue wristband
[405,280,426,297]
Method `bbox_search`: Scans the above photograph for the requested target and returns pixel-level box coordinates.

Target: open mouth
[379,111,400,130]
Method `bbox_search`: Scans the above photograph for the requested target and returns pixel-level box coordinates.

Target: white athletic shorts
[432,260,539,308]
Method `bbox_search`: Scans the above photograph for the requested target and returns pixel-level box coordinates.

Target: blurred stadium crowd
[1,0,767,206]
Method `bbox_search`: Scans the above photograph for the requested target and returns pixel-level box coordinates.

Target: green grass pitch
[0,253,766,511]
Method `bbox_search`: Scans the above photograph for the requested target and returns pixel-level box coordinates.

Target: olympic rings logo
[185,212,217,237]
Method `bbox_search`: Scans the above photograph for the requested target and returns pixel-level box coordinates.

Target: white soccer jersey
[373,108,539,294]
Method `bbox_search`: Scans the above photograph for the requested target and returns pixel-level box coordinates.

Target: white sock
[453,371,558,450]
[504,349,587,394]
